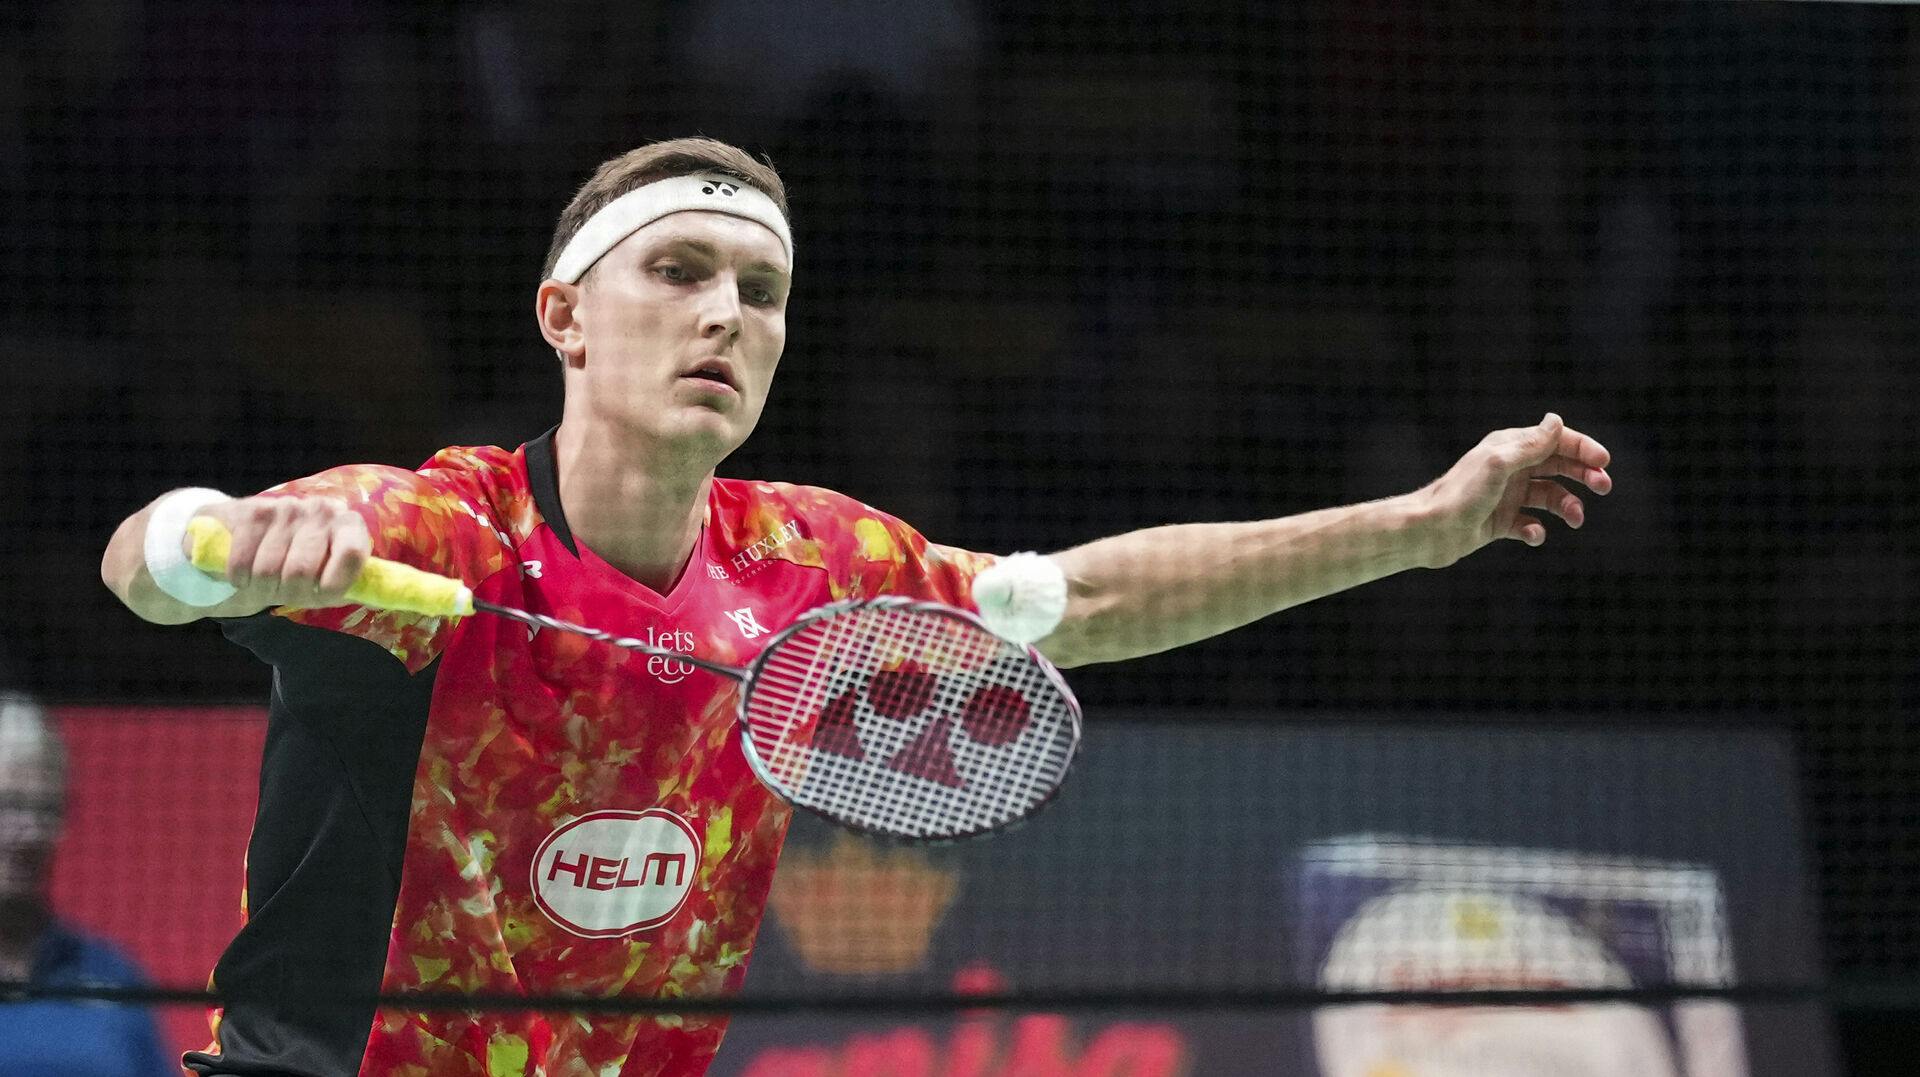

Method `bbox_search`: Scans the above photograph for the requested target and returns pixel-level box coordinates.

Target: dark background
[3,1,1915,1070]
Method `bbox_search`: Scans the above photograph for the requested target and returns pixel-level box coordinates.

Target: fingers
[198,496,367,606]
[1507,517,1548,547]
[1521,478,1584,529]
[218,500,278,586]
[317,513,371,595]
[280,505,338,597]
[250,505,299,584]
[1514,412,1564,467]
[1529,455,1613,495]
[1499,479,1583,548]
[1544,416,1611,491]
[1484,413,1565,473]
[1555,423,1610,469]
[1498,413,1613,491]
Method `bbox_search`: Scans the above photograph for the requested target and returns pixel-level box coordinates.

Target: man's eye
[745,285,775,305]
[655,263,688,282]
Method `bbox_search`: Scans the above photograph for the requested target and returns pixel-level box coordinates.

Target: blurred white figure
[0,693,171,1076]
[1315,890,1680,1077]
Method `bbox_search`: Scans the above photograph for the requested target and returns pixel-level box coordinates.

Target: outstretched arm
[1034,414,1612,668]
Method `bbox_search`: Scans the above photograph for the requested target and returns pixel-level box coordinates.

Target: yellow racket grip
[185,515,475,617]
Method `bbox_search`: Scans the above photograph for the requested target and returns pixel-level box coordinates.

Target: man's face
[566,210,791,461]
[0,747,61,905]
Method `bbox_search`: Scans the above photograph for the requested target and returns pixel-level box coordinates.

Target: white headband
[551,173,793,283]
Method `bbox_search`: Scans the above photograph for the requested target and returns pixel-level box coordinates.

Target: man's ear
[536,280,586,368]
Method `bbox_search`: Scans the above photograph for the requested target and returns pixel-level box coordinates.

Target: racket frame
[731,595,1084,843]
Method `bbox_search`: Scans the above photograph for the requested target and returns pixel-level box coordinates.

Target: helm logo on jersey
[531,809,702,938]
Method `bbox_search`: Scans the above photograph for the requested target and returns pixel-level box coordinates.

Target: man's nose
[701,276,743,342]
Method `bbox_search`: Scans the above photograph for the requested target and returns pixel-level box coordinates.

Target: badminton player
[100,137,1611,1077]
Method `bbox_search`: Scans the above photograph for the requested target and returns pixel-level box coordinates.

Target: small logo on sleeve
[530,809,702,938]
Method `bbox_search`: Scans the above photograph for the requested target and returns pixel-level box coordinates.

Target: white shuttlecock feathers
[971,552,1068,644]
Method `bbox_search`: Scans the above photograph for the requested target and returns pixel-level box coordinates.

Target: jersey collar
[524,426,579,557]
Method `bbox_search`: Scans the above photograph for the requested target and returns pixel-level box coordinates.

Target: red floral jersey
[187,431,994,1077]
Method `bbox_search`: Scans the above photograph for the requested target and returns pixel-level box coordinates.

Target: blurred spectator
[0,692,171,1076]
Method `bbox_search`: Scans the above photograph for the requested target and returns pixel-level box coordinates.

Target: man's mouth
[680,360,738,391]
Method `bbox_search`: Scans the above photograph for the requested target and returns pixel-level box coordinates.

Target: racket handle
[185,516,475,617]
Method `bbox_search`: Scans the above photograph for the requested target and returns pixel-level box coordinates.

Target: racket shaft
[471,600,745,682]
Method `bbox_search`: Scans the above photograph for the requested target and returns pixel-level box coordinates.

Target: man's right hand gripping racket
[185,517,1081,841]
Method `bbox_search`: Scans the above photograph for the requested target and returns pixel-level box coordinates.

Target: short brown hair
[541,137,789,281]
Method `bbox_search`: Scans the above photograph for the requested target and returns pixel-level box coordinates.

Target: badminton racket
[185,516,1081,840]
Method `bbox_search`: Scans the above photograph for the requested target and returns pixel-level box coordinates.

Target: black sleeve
[193,613,440,1076]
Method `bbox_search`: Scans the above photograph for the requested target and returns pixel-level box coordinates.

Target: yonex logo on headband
[551,173,793,284]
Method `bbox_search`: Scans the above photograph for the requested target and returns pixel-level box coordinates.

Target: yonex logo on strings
[816,666,1035,788]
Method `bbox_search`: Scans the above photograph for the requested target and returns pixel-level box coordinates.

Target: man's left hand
[1411,413,1613,569]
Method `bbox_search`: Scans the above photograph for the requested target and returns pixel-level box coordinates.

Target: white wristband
[143,488,238,607]
[971,552,1068,644]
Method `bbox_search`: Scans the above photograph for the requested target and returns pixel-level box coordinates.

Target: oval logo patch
[530,809,701,939]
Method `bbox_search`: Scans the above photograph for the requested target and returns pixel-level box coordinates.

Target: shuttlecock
[971,552,1068,644]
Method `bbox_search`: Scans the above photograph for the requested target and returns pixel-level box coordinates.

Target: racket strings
[744,604,1077,838]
